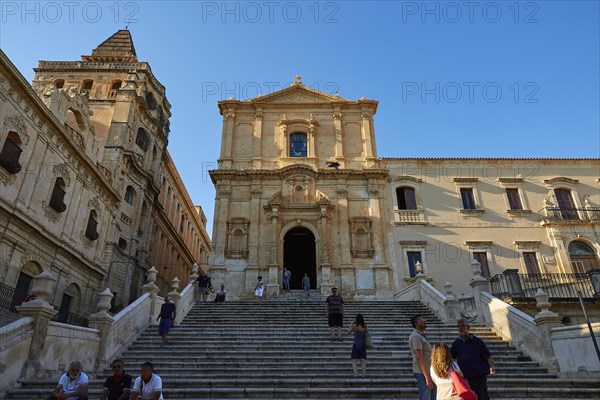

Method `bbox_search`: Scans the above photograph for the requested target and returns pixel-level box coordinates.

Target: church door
[283,227,317,289]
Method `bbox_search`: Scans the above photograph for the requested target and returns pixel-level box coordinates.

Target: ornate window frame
[279,115,318,159]
[398,240,429,281]
[465,241,496,278]
[453,178,485,216]
[389,176,427,225]
[514,241,544,274]
[497,177,532,216]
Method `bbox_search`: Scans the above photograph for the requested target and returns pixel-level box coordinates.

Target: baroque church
[0,31,211,324]
[1,29,599,316]
[209,77,600,300]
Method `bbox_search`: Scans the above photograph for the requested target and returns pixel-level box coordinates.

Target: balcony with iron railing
[490,269,600,300]
[542,206,600,224]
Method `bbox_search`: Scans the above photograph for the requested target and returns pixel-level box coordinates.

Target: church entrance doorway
[283,227,317,289]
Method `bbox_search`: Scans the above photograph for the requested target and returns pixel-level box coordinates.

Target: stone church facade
[0,31,211,323]
[209,78,600,299]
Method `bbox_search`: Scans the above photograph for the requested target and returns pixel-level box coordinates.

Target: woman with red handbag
[430,343,477,400]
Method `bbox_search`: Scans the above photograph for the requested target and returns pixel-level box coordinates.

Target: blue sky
[1,0,599,236]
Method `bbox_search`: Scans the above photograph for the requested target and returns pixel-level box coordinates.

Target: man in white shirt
[47,361,89,400]
[131,361,164,400]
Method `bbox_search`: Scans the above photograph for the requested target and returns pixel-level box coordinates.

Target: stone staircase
[6,298,599,399]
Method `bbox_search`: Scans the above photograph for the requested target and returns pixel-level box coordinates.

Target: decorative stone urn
[30,269,57,303]
[95,288,114,315]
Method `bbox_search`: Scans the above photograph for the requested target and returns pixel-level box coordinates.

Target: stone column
[360,108,375,160]
[88,288,115,371]
[248,187,261,266]
[319,205,334,295]
[252,111,263,164]
[16,269,58,379]
[142,266,159,325]
[469,259,491,323]
[332,108,344,161]
[265,207,280,297]
[533,288,561,373]
[219,108,235,168]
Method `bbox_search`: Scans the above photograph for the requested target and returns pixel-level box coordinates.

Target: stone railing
[550,322,600,379]
[394,275,462,323]
[0,317,34,393]
[103,292,154,365]
[395,259,600,377]
[0,266,198,394]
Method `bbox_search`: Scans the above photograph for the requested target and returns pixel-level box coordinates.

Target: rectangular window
[506,189,523,210]
[49,185,67,212]
[473,252,491,278]
[396,187,417,210]
[460,188,476,210]
[407,251,422,278]
[523,252,540,274]
[289,133,307,157]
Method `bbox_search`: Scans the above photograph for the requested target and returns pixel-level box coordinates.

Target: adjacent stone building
[0,30,210,324]
[209,78,600,299]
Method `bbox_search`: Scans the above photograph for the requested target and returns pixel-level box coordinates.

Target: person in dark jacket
[450,318,496,400]
[196,271,212,302]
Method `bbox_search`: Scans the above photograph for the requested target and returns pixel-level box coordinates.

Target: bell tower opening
[283,227,316,289]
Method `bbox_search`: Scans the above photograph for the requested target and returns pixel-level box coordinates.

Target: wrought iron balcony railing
[490,270,600,300]
[543,207,600,222]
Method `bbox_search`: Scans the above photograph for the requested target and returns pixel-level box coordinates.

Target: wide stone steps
[6,300,599,399]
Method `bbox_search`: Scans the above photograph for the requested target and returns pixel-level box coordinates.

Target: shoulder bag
[450,363,478,400]
[365,328,374,349]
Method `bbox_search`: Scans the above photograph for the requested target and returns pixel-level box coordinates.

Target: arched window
[124,185,135,205]
[85,210,99,240]
[145,92,158,110]
[135,128,150,151]
[81,79,93,93]
[54,79,65,89]
[289,132,307,157]
[0,132,23,174]
[569,241,599,273]
[396,187,417,210]
[49,178,67,213]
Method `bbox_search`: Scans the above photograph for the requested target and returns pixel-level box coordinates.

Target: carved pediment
[252,84,344,104]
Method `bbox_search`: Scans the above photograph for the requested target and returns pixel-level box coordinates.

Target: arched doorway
[283,227,317,289]
[569,241,600,273]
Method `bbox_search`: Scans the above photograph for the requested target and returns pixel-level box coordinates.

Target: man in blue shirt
[450,319,496,400]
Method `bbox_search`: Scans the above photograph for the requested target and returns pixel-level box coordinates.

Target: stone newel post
[142,266,160,324]
[469,259,491,323]
[88,288,115,371]
[444,282,462,323]
[190,263,200,302]
[16,269,58,379]
[168,277,182,324]
[533,288,560,373]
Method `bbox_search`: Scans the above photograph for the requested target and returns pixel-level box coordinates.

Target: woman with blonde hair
[430,343,463,400]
